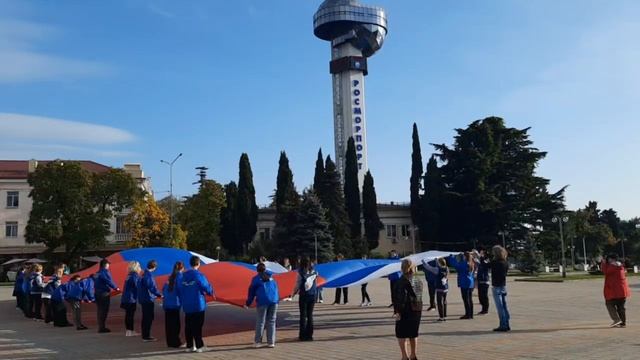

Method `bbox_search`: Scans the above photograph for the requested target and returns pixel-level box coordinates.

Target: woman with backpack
[422,257,449,322]
[392,259,424,360]
[290,257,317,341]
[245,262,280,348]
[29,264,45,320]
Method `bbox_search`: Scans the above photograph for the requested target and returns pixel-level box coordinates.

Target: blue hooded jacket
[449,255,475,289]
[246,273,279,307]
[94,268,118,295]
[178,269,213,314]
[21,272,32,294]
[138,269,162,304]
[52,282,67,302]
[121,272,139,305]
[162,273,182,310]
[82,277,95,302]
[13,270,24,296]
[65,280,85,301]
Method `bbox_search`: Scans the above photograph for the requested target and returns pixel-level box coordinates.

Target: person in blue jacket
[65,275,88,330]
[138,260,162,342]
[29,264,45,320]
[245,262,280,348]
[13,266,25,311]
[42,265,63,324]
[120,261,141,337]
[21,265,33,318]
[178,256,214,353]
[51,273,72,327]
[94,259,120,333]
[424,259,438,312]
[163,261,184,348]
[449,252,476,319]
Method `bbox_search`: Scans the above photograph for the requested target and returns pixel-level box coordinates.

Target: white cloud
[0,113,135,145]
[0,19,110,83]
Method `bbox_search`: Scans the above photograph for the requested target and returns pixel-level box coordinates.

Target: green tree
[362,170,383,252]
[432,117,565,250]
[272,152,301,260]
[290,190,334,262]
[178,180,225,256]
[220,181,238,254]
[313,148,325,193]
[317,156,351,257]
[421,156,445,249]
[26,161,139,263]
[157,196,182,219]
[235,153,258,255]
[344,137,362,240]
[410,123,423,227]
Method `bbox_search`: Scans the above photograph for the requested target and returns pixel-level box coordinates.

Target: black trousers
[52,300,71,327]
[15,292,22,309]
[436,291,448,318]
[606,298,626,324]
[184,311,205,349]
[334,287,348,304]
[165,309,182,348]
[95,293,111,331]
[299,297,315,340]
[23,293,32,318]
[389,280,397,304]
[460,288,474,318]
[30,294,42,319]
[427,281,436,308]
[43,298,53,323]
[361,284,371,303]
[141,302,155,339]
[121,303,136,331]
[478,283,490,312]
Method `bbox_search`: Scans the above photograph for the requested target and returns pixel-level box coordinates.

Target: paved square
[1,276,638,359]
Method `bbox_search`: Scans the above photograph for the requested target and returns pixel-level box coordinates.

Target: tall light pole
[582,236,588,270]
[161,153,182,241]
[314,233,318,264]
[498,230,507,248]
[552,216,569,278]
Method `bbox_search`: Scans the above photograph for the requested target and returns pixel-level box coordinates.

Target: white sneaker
[186,346,197,353]
[267,343,275,348]
[367,302,373,307]
[125,330,131,337]
[610,321,622,328]
[360,302,366,307]
[195,346,208,353]
[253,343,262,348]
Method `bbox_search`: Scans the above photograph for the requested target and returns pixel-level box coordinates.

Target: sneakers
[610,321,623,328]
[185,346,197,353]
[317,299,324,303]
[77,325,88,330]
[437,318,446,322]
[367,302,373,307]
[98,328,111,333]
[477,311,489,315]
[360,302,367,307]
[195,346,208,353]
[267,343,275,348]
[253,343,262,348]
[426,306,436,312]
[125,330,139,337]
[142,337,158,342]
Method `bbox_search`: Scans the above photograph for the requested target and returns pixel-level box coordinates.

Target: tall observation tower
[313,0,387,187]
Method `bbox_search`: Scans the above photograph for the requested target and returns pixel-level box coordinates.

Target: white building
[0,160,151,258]
[255,201,417,257]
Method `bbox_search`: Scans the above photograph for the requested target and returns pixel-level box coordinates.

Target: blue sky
[0,0,638,219]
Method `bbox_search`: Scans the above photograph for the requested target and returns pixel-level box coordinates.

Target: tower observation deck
[313,0,388,187]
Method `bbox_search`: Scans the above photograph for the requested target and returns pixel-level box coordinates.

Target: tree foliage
[26,161,140,263]
[421,156,445,249]
[313,148,325,194]
[290,190,334,262]
[272,152,301,260]
[410,123,423,226]
[220,181,238,254]
[178,180,225,256]
[362,170,383,253]
[235,153,258,255]
[344,137,362,240]
[125,197,170,248]
[317,156,351,257]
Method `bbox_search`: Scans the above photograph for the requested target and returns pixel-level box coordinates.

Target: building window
[401,225,411,238]
[260,228,271,242]
[6,191,19,208]
[116,216,127,234]
[5,222,18,237]
[386,224,397,238]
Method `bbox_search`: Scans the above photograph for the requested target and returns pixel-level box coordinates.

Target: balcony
[113,233,131,244]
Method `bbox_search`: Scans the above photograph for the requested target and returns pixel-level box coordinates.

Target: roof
[0,160,111,180]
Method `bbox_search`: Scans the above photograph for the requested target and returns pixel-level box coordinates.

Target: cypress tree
[362,170,384,252]
[220,181,238,254]
[344,137,362,240]
[421,156,444,249]
[272,151,301,260]
[318,156,351,257]
[236,153,258,255]
[275,151,298,212]
[410,123,423,227]
[313,148,324,193]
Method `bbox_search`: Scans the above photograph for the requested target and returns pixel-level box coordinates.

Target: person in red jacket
[601,253,630,328]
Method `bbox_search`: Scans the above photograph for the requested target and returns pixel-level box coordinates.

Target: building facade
[0,160,151,258]
[255,201,416,257]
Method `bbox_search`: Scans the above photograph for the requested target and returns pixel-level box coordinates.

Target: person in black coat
[393,259,424,360]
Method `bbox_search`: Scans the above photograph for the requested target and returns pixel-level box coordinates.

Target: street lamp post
[582,236,588,271]
[216,246,221,260]
[314,233,318,264]
[552,216,569,278]
[498,231,507,248]
[161,153,183,241]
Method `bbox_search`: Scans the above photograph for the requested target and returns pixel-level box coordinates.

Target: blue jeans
[492,286,510,329]
[255,304,278,344]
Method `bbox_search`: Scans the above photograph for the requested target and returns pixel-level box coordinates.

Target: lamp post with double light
[552,215,569,278]
[160,153,183,241]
